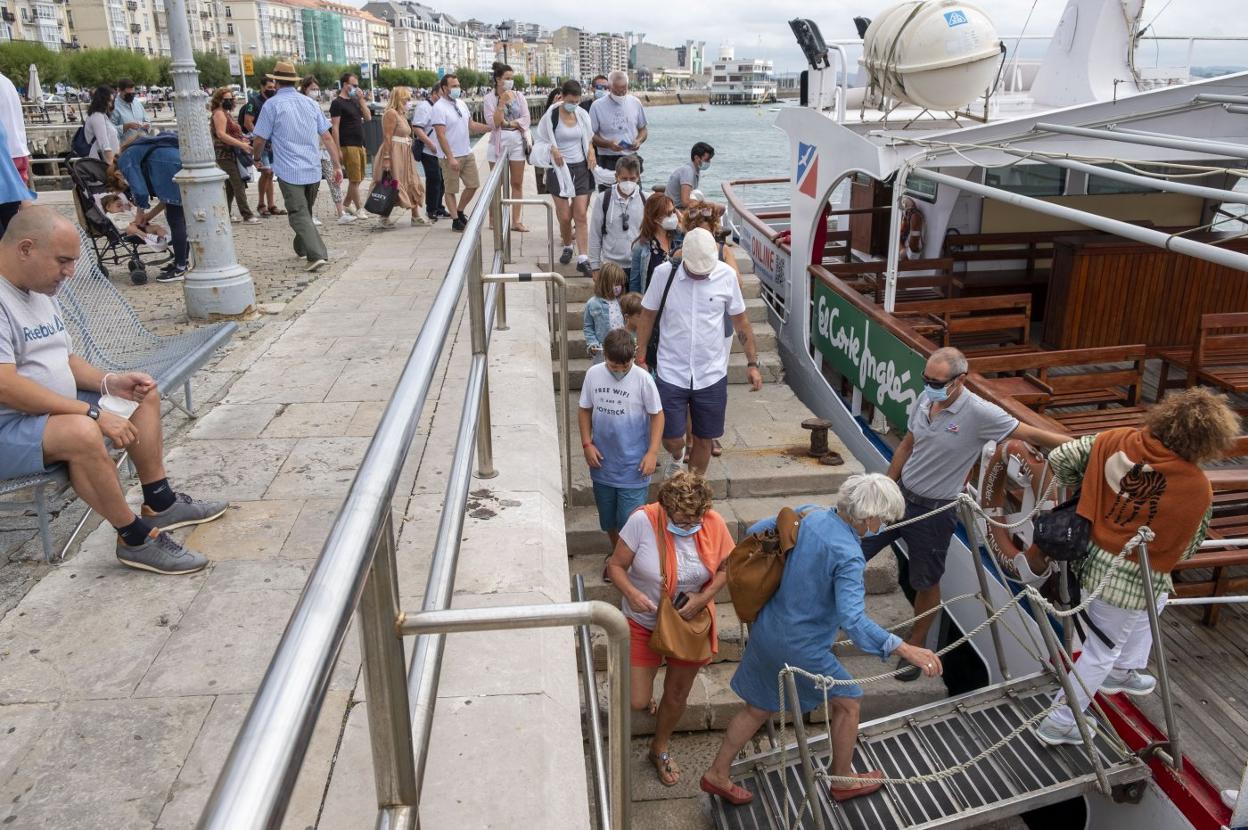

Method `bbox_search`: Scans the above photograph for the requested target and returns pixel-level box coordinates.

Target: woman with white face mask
[299,76,351,226]
[630,192,678,293]
[483,62,531,232]
[532,79,597,271]
[588,154,645,282]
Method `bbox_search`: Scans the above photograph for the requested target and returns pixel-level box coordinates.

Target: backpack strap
[600,189,611,238]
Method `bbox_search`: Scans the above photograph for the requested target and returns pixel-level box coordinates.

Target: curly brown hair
[1146,387,1240,463]
[656,470,714,521]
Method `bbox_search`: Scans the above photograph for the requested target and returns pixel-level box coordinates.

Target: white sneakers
[1035,715,1094,747]
[1100,669,1157,697]
[337,213,356,225]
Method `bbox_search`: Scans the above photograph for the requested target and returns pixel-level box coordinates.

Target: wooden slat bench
[894,293,1032,353]
[1154,312,1248,397]
[824,257,957,304]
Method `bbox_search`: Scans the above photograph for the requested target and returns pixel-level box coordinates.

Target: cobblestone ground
[0,182,425,609]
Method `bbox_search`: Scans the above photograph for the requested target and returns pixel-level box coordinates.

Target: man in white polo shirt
[590,70,647,178]
[430,73,491,232]
[632,228,764,476]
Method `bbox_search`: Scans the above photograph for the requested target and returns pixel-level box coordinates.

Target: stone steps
[558,297,770,331]
[562,351,782,390]
[555,327,777,361]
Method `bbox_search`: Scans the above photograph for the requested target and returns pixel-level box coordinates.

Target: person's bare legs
[827,696,862,779]
[651,662,703,782]
[508,158,525,226]
[554,197,573,248]
[662,437,685,462]
[572,194,590,256]
[687,436,714,476]
[126,386,167,486]
[443,188,459,220]
[631,664,659,713]
[259,170,275,213]
[704,704,772,789]
[458,187,477,216]
[345,180,363,214]
[908,586,941,647]
[42,415,134,527]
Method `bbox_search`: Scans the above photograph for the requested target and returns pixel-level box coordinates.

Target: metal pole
[467,238,497,479]
[911,168,1248,273]
[1232,761,1248,829]
[400,601,631,830]
[1136,543,1183,772]
[500,197,555,333]
[1195,93,1248,106]
[958,502,1012,682]
[784,671,827,830]
[559,278,571,500]
[1032,595,1111,795]
[1003,149,1248,204]
[574,576,611,830]
[491,169,508,330]
[164,0,255,319]
[882,165,907,312]
[356,513,419,826]
[1033,122,1248,160]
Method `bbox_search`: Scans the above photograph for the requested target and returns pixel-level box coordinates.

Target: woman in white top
[84,85,121,165]
[534,79,596,272]
[483,62,531,232]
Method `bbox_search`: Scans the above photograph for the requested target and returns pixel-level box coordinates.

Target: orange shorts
[629,618,712,670]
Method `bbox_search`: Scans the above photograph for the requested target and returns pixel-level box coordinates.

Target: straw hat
[266,60,300,82]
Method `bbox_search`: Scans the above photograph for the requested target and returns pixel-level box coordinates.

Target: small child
[583,262,629,363]
[98,193,170,251]
[578,328,664,558]
[619,291,643,344]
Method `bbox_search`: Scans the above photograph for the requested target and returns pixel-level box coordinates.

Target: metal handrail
[573,576,610,830]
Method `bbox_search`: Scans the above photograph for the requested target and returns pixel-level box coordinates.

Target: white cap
[681,227,718,276]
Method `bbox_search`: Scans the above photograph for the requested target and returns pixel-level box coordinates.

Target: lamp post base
[184,262,257,319]
[173,164,256,319]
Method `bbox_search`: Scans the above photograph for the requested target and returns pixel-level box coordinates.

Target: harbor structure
[710,45,775,104]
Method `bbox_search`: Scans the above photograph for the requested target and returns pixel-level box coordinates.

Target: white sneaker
[337,213,356,225]
[661,454,683,481]
[1035,714,1092,747]
[1221,789,1239,810]
[312,217,323,226]
[305,258,328,272]
[344,205,357,216]
[1101,669,1156,696]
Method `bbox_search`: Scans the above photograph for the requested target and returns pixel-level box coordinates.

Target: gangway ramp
[711,673,1150,829]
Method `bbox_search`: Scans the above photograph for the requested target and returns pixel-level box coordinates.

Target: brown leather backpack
[726,507,806,623]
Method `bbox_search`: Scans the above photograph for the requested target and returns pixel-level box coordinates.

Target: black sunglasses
[922,372,964,389]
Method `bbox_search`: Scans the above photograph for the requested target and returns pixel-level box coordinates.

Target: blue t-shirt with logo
[578,362,662,488]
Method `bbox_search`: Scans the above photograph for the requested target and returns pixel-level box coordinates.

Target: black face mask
[263,89,275,99]
[223,100,235,111]
[122,92,135,103]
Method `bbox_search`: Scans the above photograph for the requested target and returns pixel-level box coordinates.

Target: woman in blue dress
[699,473,944,805]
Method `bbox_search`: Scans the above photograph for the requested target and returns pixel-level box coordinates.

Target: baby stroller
[67,156,171,285]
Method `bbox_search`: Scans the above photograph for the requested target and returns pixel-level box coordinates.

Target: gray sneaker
[116,530,208,575]
[1101,669,1156,696]
[1035,714,1093,747]
[559,245,574,265]
[142,493,229,531]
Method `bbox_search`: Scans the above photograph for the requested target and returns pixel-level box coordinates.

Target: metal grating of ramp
[711,674,1151,830]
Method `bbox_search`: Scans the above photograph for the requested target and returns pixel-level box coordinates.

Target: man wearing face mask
[667,142,714,210]
[860,347,1068,680]
[580,75,609,114]
[330,72,372,217]
[588,155,644,281]
[590,70,647,175]
[110,79,151,144]
[430,73,491,232]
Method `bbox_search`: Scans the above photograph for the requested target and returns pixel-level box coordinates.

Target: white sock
[577,253,589,262]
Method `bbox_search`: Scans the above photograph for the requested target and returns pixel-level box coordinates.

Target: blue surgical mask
[667,520,702,537]
[449,88,462,100]
[862,525,885,539]
[609,368,629,381]
[562,101,578,112]
[595,88,607,99]
[923,384,950,403]
[699,160,711,171]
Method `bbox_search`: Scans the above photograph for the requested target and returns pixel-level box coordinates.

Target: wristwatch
[747,361,759,369]
[86,405,100,420]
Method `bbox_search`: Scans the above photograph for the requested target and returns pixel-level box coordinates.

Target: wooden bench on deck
[824,257,957,304]
[942,231,1056,302]
[1154,312,1248,397]
[1172,443,1248,626]
[894,293,1032,353]
[968,345,1149,436]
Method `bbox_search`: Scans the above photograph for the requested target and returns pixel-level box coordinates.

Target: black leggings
[414,143,443,217]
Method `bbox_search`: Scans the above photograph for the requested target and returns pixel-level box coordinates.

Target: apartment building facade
[0,0,72,50]
[361,0,475,73]
[552,25,625,81]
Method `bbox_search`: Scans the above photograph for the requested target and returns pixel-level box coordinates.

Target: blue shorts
[0,390,100,480]
[656,375,729,441]
[592,483,648,533]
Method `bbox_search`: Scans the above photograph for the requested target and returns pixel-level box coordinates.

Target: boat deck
[1136,600,1248,794]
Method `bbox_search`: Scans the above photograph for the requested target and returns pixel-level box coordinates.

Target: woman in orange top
[605,470,733,788]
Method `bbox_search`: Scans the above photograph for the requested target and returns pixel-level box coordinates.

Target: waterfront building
[361,0,476,73]
[0,0,72,49]
[62,0,224,56]
[474,34,494,73]
[552,25,625,81]
[631,39,705,85]
[710,45,775,104]
[363,11,390,70]
[298,0,345,62]
[499,18,544,42]
[224,0,304,61]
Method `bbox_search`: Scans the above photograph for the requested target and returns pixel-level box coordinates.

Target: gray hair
[929,346,968,376]
[836,473,905,523]
[608,70,629,86]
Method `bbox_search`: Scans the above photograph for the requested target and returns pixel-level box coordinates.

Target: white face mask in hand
[99,374,138,418]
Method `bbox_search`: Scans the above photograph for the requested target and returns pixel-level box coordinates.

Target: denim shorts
[592,482,648,533]
[656,375,729,441]
[0,390,100,480]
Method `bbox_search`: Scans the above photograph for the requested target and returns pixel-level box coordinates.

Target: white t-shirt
[0,275,75,419]
[589,94,647,157]
[0,74,29,158]
[618,510,711,630]
[554,117,585,163]
[578,362,662,488]
[429,97,471,158]
[642,261,746,390]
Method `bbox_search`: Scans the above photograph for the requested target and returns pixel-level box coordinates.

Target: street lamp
[497,21,510,66]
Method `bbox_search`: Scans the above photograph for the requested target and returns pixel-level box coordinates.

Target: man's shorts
[655,375,729,441]
[439,154,481,194]
[340,145,366,184]
[859,492,958,591]
[592,482,648,534]
[0,390,100,480]
[628,618,711,670]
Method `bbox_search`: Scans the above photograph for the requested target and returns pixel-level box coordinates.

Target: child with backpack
[583,263,629,363]
[588,155,644,283]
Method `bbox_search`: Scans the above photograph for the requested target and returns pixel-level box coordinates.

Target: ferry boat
[720,1,1248,828]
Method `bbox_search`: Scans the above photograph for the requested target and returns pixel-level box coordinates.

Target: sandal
[649,750,681,787]
[257,207,271,217]
[269,206,288,215]
[712,439,723,457]
[514,222,531,233]
[700,776,754,806]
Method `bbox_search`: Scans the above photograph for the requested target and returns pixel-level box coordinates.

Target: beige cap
[681,227,718,276]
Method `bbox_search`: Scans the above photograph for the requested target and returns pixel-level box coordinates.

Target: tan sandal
[649,750,681,787]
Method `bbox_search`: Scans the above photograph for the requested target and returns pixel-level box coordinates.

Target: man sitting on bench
[0,207,224,574]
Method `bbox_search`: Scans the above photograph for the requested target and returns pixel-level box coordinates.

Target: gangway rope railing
[768,490,1163,828]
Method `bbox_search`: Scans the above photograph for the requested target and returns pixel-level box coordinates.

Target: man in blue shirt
[110,78,151,144]
[251,61,343,272]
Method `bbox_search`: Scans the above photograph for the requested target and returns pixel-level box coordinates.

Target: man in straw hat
[251,60,343,272]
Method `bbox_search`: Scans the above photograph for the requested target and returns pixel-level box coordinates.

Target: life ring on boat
[976,438,1057,584]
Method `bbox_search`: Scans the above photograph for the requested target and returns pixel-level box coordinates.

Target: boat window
[905,176,937,202]
[984,163,1066,196]
[1087,163,1172,195]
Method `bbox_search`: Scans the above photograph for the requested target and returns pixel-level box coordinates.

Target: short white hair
[608,70,629,85]
[836,473,905,523]
[929,347,968,376]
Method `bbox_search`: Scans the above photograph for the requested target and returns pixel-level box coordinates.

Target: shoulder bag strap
[655,507,673,597]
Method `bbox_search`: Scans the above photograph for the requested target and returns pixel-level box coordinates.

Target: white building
[361,1,477,73]
[476,34,495,73]
[710,47,775,104]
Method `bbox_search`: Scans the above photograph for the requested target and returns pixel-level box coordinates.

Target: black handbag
[1032,492,1092,562]
[365,173,399,217]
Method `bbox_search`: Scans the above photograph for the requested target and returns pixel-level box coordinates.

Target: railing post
[1136,542,1183,771]
[785,671,827,830]
[357,512,419,827]
[467,237,497,479]
[491,167,508,331]
[958,501,1012,681]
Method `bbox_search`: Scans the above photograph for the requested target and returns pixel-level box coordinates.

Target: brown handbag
[725,507,805,623]
[648,510,714,663]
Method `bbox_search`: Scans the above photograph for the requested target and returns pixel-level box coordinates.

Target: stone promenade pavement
[0,161,587,828]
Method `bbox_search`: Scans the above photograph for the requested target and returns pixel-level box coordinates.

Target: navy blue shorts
[859,495,957,592]
[656,375,729,441]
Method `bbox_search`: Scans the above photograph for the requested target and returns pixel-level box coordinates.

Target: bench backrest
[896,293,1031,348]
[1196,312,1248,365]
[969,345,1148,405]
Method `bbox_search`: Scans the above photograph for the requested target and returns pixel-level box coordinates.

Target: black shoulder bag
[645,264,679,370]
[1032,491,1091,563]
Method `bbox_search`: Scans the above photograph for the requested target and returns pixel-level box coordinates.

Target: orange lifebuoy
[977,438,1057,584]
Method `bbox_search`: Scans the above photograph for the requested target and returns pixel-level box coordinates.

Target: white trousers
[1050,594,1167,728]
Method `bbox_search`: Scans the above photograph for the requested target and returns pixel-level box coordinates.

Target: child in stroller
[96,192,170,253]
[67,156,171,285]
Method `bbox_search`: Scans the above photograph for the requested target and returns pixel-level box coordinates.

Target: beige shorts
[341,145,366,184]
[439,154,480,194]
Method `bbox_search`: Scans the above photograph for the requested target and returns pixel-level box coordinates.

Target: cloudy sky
[349,0,1245,72]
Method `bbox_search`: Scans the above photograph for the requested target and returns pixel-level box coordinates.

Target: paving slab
[162,437,298,502]
[184,499,304,561]
[261,402,363,438]
[263,436,372,500]
[187,403,283,440]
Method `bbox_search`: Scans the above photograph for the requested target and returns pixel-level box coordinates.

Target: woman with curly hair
[1035,386,1239,747]
[605,470,734,788]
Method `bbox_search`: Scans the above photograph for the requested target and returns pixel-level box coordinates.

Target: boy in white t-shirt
[578,328,664,560]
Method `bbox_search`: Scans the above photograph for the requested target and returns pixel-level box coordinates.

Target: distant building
[475,35,496,73]
[1,0,72,51]
[361,1,477,73]
[552,25,625,81]
[710,47,775,104]
[630,39,705,84]
[500,18,544,42]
